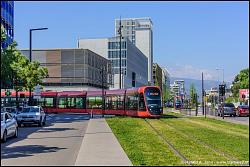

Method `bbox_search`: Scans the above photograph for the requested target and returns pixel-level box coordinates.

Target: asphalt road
[165,107,249,126]
[1,113,90,166]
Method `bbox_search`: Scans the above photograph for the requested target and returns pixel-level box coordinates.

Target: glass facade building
[108,39,127,75]
[115,18,153,84]
[78,37,148,89]
[1,0,14,48]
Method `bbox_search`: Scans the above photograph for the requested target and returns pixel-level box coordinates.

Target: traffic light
[5,90,11,96]
[219,84,226,96]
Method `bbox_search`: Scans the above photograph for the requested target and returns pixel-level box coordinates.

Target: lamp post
[117,17,123,89]
[29,27,48,105]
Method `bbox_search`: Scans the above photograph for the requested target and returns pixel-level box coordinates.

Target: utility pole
[202,72,204,115]
[118,17,123,89]
[195,93,198,116]
[101,66,105,118]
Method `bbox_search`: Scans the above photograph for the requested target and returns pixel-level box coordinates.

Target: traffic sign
[33,85,42,99]
[239,89,249,100]
[5,90,11,96]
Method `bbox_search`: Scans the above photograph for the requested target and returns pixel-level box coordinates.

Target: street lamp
[29,27,48,105]
[117,17,123,89]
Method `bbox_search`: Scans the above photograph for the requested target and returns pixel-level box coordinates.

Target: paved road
[1,113,90,166]
[165,107,249,126]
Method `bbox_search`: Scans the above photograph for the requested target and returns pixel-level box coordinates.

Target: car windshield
[1,114,4,121]
[9,108,16,113]
[23,107,39,113]
[224,103,235,107]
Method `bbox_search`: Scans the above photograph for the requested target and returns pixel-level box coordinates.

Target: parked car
[236,105,249,117]
[217,103,236,117]
[16,106,46,127]
[1,112,18,142]
[3,106,23,119]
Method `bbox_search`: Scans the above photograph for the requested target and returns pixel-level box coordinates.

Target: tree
[189,83,197,108]
[231,68,249,99]
[1,25,48,105]
[20,61,48,92]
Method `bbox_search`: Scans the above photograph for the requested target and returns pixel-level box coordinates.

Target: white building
[115,18,153,84]
[78,37,148,89]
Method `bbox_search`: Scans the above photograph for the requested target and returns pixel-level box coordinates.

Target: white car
[16,106,46,127]
[1,112,18,142]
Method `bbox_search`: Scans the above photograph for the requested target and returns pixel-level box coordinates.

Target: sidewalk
[75,118,133,166]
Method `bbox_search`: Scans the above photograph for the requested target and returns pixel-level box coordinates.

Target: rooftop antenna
[77,37,79,48]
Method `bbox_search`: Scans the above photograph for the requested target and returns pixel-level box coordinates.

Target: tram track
[158,119,240,163]
[144,119,192,166]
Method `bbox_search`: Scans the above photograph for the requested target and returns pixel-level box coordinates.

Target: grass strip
[161,118,249,161]
[106,117,183,166]
[148,119,230,166]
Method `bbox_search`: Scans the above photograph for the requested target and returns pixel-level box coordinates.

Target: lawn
[106,113,249,166]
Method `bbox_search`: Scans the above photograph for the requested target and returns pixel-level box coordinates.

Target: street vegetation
[1,26,48,100]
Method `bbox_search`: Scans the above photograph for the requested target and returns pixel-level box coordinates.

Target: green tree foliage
[21,61,48,91]
[231,68,249,98]
[189,83,197,108]
[1,25,48,92]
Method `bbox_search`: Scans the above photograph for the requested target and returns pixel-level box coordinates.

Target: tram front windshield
[144,87,162,108]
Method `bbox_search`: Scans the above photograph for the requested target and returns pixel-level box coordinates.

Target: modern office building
[161,67,171,103]
[115,18,153,84]
[162,68,171,89]
[170,80,186,107]
[20,49,112,91]
[170,83,180,97]
[152,63,163,91]
[78,37,148,89]
[1,0,14,48]
[174,80,185,97]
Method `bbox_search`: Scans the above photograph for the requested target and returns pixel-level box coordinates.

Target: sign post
[33,85,42,101]
[239,89,249,105]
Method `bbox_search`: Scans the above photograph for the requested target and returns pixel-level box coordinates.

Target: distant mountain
[170,77,231,98]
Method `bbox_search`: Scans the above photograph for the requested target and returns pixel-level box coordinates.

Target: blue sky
[14,1,249,82]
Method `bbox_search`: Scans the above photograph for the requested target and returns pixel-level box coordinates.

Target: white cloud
[167,64,219,81]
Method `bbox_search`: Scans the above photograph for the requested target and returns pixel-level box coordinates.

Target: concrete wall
[126,39,148,88]
[78,38,109,58]
[20,49,111,90]
[136,29,153,83]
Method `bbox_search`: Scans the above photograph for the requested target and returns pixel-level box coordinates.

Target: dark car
[217,103,236,117]
[236,105,249,117]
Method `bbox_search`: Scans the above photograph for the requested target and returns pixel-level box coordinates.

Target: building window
[132,72,136,87]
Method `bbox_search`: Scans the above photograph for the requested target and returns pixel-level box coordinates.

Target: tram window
[126,95,138,110]
[139,93,146,111]
[44,97,54,107]
[76,97,84,109]
[111,96,117,110]
[105,96,112,109]
[117,95,124,110]
[38,98,45,107]
[87,96,95,109]
[58,97,67,108]
[95,96,103,109]
[67,97,75,108]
